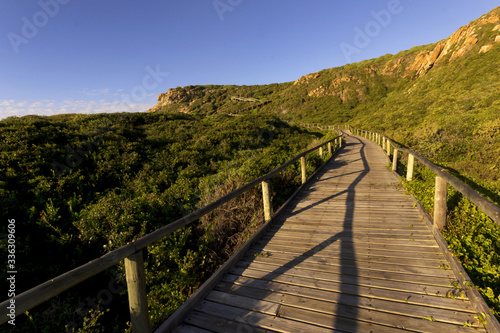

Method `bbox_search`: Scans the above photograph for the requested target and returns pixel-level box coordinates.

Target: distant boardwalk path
[169,133,486,332]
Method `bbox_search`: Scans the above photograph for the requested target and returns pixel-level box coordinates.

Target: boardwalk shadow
[225,136,370,331]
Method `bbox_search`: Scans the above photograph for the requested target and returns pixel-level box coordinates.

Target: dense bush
[0,112,331,331]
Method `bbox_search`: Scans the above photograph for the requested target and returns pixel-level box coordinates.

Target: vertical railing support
[392,149,399,172]
[125,251,152,333]
[319,146,324,160]
[261,181,271,222]
[407,154,415,181]
[300,156,307,184]
[434,177,448,230]
[328,142,332,154]
[386,140,391,156]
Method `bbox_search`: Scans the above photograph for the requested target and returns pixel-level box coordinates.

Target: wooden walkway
[172,134,486,332]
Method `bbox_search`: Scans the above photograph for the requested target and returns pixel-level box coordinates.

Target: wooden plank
[215,279,478,325]
[223,274,472,311]
[193,301,338,333]
[211,286,481,331]
[236,260,455,286]
[261,231,436,244]
[244,251,451,277]
[266,227,433,237]
[232,263,459,295]
[181,311,279,333]
[246,248,447,268]
[172,323,214,333]
[279,304,483,333]
[259,237,438,249]
[255,238,441,253]
[205,290,280,316]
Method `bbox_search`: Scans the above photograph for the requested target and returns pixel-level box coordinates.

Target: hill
[149,6,500,186]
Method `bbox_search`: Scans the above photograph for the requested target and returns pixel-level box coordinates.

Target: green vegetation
[150,11,500,321]
[2,6,499,330]
[402,163,500,319]
[0,112,331,331]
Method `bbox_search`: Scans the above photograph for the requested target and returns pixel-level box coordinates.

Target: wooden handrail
[357,129,500,227]
[321,125,500,333]
[0,133,343,328]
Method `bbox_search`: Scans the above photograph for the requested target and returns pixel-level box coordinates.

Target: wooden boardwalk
[171,134,486,332]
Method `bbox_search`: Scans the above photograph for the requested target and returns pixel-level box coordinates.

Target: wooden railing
[347,126,500,333]
[351,128,500,227]
[0,133,344,332]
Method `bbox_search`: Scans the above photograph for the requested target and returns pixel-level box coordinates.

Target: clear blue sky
[0,0,497,119]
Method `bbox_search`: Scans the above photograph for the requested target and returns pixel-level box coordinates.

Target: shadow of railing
[224,135,369,331]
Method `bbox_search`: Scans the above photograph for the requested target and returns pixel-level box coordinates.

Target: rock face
[408,25,480,77]
[408,11,499,77]
[147,86,214,113]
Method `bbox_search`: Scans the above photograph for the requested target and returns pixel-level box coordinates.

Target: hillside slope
[149,6,500,184]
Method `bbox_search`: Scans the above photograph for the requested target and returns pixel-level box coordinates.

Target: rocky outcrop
[480,45,494,53]
[293,73,320,85]
[408,26,479,77]
[409,10,499,77]
[147,86,216,113]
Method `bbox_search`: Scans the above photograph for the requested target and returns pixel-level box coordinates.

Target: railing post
[434,177,448,230]
[328,142,332,154]
[407,154,415,181]
[300,156,307,184]
[319,146,324,160]
[261,181,271,221]
[125,251,152,333]
[386,140,391,156]
[392,149,399,172]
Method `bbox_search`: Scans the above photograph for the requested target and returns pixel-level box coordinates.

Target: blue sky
[0,0,497,119]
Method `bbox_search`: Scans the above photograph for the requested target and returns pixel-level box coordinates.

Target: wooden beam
[261,181,271,222]
[407,154,415,181]
[125,251,152,333]
[301,156,307,184]
[392,149,398,172]
[434,177,447,230]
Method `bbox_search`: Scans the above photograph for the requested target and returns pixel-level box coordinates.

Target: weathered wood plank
[181,311,279,333]
[254,238,442,254]
[246,248,447,268]
[222,273,472,311]
[279,304,483,333]
[193,301,338,333]
[215,279,477,325]
[231,263,459,296]
[236,260,456,286]
[210,286,481,331]
[243,251,451,277]
[172,323,215,333]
